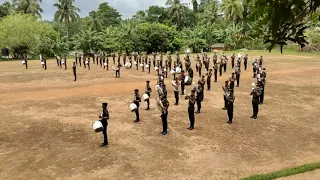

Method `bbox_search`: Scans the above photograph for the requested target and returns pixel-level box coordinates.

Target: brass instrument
[156,97,165,112]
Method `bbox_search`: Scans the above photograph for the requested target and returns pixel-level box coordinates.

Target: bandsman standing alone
[231,53,235,69]
[160,96,169,135]
[222,81,229,110]
[99,103,109,147]
[72,61,77,81]
[64,57,67,70]
[250,83,262,119]
[133,89,141,123]
[195,82,203,114]
[145,81,152,110]
[244,54,248,70]
[235,66,241,87]
[186,90,196,130]
[207,69,212,90]
[24,56,28,69]
[226,92,235,124]
[180,70,186,95]
[172,78,180,105]
[213,63,218,82]
[115,63,121,78]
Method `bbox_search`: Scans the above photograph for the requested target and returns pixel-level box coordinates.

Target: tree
[192,0,198,12]
[198,0,220,24]
[145,6,168,23]
[0,2,14,19]
[252,0,320,52]
[87,11,103,32]
[0,14,55,58]
[166,0,189,29]
[72,29,98,54]
[97,2,121,28]
[132,23,176,53]
[221,0,244,22]
[38,33,69,57]
[53,0,80,40]
[13,0,42,17]
[181,27,207,53]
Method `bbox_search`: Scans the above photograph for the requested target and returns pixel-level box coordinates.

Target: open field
[0,51,320,180]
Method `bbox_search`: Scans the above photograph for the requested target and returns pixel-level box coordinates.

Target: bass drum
[129,103,137,112]
[170,69,176,75]
[184,76,192,85]
[142,93,149,101]
[175,67,182,74]
[92,121,104,133]
[125,62,131,69]
[21,61,26,64]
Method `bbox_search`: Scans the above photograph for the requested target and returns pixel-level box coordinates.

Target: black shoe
[174,103,178,105]
[146,108,150,110]
[236,85,239,87]
[222,107,227,110]
[228,121,232,124]
[134,120,140,123]
[195,111,200,114]
[250,115,255,118]
[161,131,167,135]
[253,116,257,119]
[100,143,108,147]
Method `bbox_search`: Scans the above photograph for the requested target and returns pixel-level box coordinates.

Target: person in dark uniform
[226,92,235,124]
[244,54,248,70]
[198,60,202,77]
[258,77,266,104]
[172,78,179,105]
[213,53,217,65]
[180,70,185,95]
[112,53,116,64]
[24,55,28,69]
[207,69,212,90]
[229,73,235,94]
[123,54,126,65]
[145,81,152,110]
[188,67,194,79]
[161,83,168,98]
[259,56,263,66]
[72,61,77,81]
[103,57,106,69]
[79,55,82,67]
[117,53,121,64]
[160,96,169,135]
[87,57,91,70]
[222,55,227,72]
[235,65,241,87]
[141,59,145,72]
[106,57,109,70]
[100,55,103,67]
[148,58,151,74]
[168,54,172,71]
[133,89,141,123]
[59,57,62,68]
[199,76,205,101]
[219,60,223,76]
[231,53,235,69]
[116,63,121,78]
[222,81,229,110]
[75,53,78,65]
[159,52,163,69]
[64,57,67,70]
[43,58,47,70]
[56,56,60,67]
[213,63,218,82]
[195,82,203,114]
[252,59,258,78]
[186,90,196,130]
[99,102,109,147]
[250,83,262,119]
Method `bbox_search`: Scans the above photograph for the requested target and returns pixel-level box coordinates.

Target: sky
[0,0,194,20]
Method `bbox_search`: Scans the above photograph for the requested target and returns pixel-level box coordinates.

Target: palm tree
[220,0,244,22]
[199,0,220,24]
[53,0,80,40]
[88,11,103,32]
[73,29,97,54]
[13,0,43,17]
[166,0,188,29]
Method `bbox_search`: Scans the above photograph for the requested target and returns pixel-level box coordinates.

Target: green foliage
[221,0,244,22]
[242,162,320,180]
[0,2,13,19]
[0,14,56,58]
[72,29,99,54]
[96,2,121,27]
[132,23,176,53]
[145,6,168,24]
[13,0,43,18]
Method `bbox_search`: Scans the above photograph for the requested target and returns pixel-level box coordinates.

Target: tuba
[156,97,164,112]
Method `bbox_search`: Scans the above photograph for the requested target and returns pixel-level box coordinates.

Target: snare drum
[175,67,181,74]
[170,69,176,75]
[145,64,149,68]
[85,61,89,64]
[155,67,159,71]
[41,62,45,65]
[129,103,137,112]
[140,64,144,67]
[104,62,108,66]
[22,61,26,64]
[164,68,167,72]
[142,94,149,101]
[92,121,104,133]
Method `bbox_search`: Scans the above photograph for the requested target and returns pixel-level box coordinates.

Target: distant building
[211,43,226,51]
